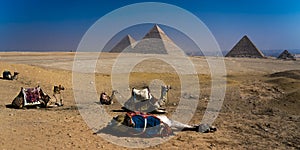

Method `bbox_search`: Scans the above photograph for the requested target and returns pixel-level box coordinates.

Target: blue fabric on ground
[131,115,161,137]
[132,115,145,133]
[145,116,161,137]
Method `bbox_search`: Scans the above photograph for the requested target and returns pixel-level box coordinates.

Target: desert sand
[0,52,299,149]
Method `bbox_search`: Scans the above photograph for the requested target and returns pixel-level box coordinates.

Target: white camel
[122,85,171,113]
[154,85,171,109]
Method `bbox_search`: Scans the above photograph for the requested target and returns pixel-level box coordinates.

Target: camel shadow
[5,104,14,108]
[94,125,162,138]
[111,109,127,112]
[0,77,9,80]
[5,104,42,109]
[94,126,131,137]
[0,77,17,81]
[118,106,167,114]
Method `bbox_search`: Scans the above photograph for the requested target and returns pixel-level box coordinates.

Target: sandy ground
[0,52,299,149]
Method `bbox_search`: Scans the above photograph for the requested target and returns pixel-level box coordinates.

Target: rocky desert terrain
[0,52,299,149]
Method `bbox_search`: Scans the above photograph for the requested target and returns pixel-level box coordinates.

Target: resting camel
[122,85,171,113]
[100,90,117,105]
[2,71,19,80]
[11,85,67,109]
[11,86,51,109]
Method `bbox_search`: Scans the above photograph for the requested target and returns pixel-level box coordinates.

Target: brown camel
[11,86,50,109]
[100,90,117,105]
[2,71,19,80]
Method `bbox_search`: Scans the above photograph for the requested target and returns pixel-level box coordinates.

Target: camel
[154,85,171,108]
[122,85,171,113]
[2,71,19,80]
[100,90,117,105]
[10,85,68,109]
[11,86,51,109]
[52,85,65,106]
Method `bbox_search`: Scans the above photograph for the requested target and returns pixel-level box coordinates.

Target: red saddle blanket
[24,87,41,103]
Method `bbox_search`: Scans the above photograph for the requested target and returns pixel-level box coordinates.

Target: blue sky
[0,0,299,51]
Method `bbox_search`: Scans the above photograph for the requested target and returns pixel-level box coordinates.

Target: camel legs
[53,93,63,106]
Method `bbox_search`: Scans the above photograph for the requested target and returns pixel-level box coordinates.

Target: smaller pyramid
[277,50,296,60]
[226,35,265,58]
[110,35,136,53]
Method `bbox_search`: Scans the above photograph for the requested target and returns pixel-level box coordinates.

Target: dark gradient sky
[0,0,299,51]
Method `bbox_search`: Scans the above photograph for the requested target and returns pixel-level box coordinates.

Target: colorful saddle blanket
[23,87,42,105]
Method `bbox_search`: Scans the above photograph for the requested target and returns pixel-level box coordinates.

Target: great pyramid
[110,34,136,53]
[130,24,182,54]
[277,50,296,60]
[225,35,265,58]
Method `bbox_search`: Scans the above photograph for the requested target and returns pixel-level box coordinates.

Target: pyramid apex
[109,34,136,53]
[153,24,162,29]
[125,34,135,41]
[142,24,171,41]
[133,24,182,54]
[242,35,251,40]
[149,24,165,34]
[126,34,133,38]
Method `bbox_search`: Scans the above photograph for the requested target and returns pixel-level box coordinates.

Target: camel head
[159,85,171,106]
[53,85,65,94]
[162,85,171,92]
